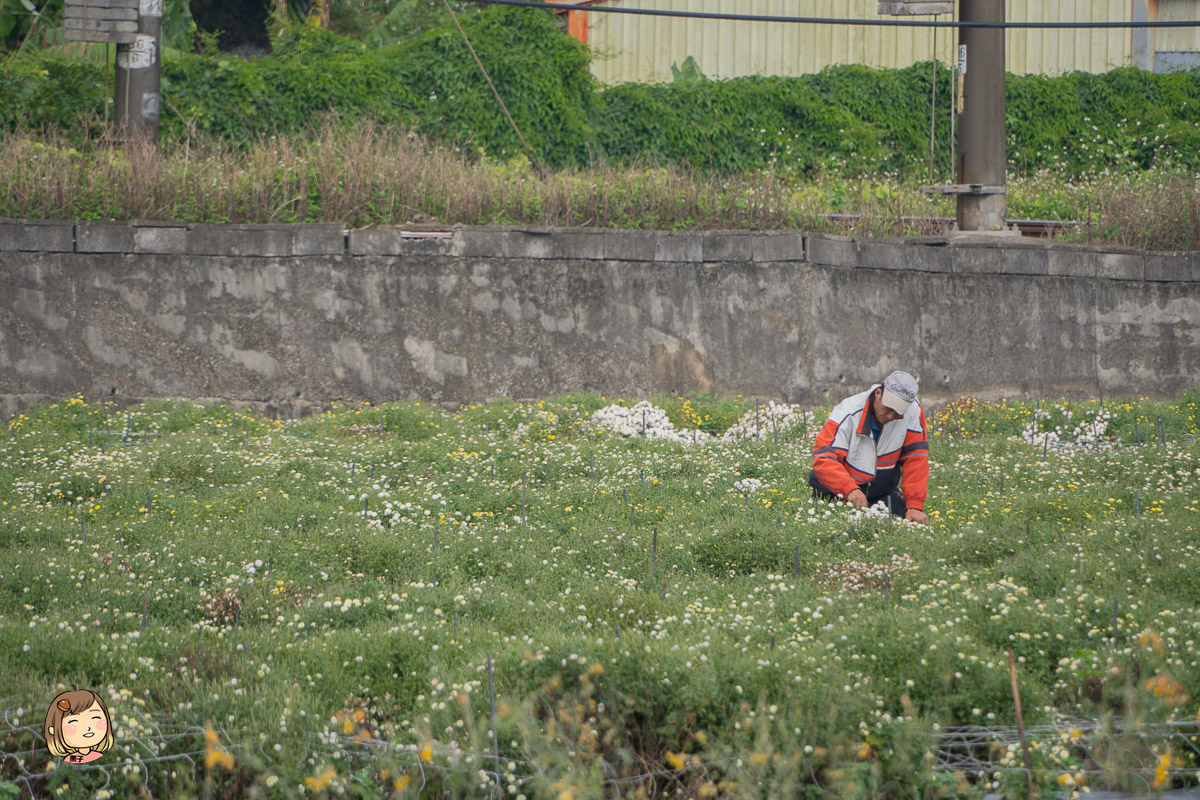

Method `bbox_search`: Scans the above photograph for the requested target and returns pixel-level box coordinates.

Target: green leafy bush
[389,5,596,166]
[1007,67,1200,173]
[161,25,420,141]
[0,53,105,136]
[3,7,1200,178]
[594,74,884,174]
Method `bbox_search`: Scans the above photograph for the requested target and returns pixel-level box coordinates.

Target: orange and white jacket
[811,387,929,510]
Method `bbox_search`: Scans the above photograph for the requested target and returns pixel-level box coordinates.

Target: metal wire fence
[4,697,1199,798]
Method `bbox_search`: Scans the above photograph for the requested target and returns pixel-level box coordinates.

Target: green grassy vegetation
[3,8,1199,247]
[1,391,1198,798]
[3,7,1200,177]
[2,124,1198,251]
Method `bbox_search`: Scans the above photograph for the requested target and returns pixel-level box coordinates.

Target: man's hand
[905,508,928,525]
[845,489,868,507]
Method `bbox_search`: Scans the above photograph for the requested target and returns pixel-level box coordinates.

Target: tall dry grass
[0,123,943,234]
[1,122,1195,249]
[1090,175,1200,252]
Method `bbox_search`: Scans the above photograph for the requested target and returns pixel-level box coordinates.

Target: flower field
[1,391,1199,799]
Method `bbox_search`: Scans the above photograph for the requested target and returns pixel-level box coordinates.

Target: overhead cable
[468,0,1200,28]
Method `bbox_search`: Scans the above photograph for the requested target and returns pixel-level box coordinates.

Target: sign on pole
[65,0,161,140]
[63,0,140,43]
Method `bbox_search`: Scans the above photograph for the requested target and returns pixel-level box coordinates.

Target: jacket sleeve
[811,416,860,499]
[898,406,930,510]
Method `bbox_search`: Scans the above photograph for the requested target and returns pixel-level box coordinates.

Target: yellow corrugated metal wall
[585,0,1199,84]
[1159,0,1200,55]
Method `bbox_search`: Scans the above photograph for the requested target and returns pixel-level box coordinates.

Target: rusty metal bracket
[920,184,1007,196]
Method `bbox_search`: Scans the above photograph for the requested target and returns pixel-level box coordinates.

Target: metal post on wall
[919,0,1007,232]
[955,0,1005,230]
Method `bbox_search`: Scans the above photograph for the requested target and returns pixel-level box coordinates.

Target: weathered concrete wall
[1,219,1197,418]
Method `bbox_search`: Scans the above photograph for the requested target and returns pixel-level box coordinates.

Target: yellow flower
[304,766,338,794]
[1152,751,1171,789]
[393,775,411,792]
[665,751,685,770]
[418,743,433,763]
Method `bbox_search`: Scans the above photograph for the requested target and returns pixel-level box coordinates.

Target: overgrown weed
[2,124,1196,249]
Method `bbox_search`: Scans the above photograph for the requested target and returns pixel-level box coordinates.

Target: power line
[468,0,1200,29]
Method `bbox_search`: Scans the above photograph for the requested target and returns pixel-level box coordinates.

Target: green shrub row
[2,5,1199,176]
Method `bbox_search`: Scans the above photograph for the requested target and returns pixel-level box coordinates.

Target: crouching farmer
[809,370,929,524]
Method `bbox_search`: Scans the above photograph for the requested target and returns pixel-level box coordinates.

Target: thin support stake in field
[1007,647,1035,800]
[652,527,657,579]
[487,651,502,799]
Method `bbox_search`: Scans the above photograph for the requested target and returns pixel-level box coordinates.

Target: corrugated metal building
[554,0,1200,82]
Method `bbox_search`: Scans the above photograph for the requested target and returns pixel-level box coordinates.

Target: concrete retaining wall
[2,219,1197,418]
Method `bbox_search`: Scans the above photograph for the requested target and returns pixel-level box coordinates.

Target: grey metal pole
[113,0,161,141]
[956,0,1005,231]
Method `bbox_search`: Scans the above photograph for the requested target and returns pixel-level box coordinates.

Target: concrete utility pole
[114,0,163,141]
[955,0,1005,230]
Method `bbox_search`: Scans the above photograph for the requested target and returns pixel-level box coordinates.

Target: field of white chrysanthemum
[0,391,1197,799]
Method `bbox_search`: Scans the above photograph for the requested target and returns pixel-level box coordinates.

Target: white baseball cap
[880,370,918,414]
